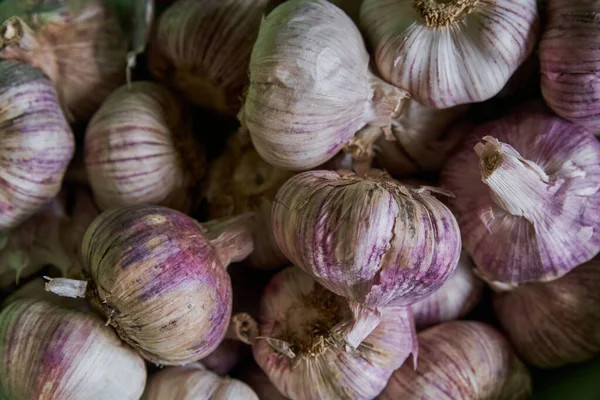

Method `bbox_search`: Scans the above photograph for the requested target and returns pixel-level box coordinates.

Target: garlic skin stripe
[441,109,600,285]
[360,0,539,108]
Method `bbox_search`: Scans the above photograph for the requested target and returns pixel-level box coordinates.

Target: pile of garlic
[0,0,598,399]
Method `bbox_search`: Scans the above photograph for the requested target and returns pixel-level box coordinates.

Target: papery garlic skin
[253,267,417,400]
[85,82,205,212]
[273,170,461,307]
[143,363,258,400]
[411,250,483,330]
[81,205,254,365]
[380,321,531,400]
[0,61,74,229]
[0,300,146,400]
[2,278,90,312]
[0,0,128,122]
[441,109,600,285]
[360,0,539,108]
[149,0,267,116]
[241,0,406,170]
[540,0,600,129]
[494,257,600,368]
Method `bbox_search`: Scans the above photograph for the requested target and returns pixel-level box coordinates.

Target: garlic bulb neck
[475,136,551,222]
[413,0,479,27]
[204,213,255,266]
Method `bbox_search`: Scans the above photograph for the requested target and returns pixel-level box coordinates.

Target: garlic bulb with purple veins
[85,82,205,212]
[47,205,255,365]
[253,267,417,400]
[0,0,127,122]
[441,109,600,286]
[360,0,539,108]
[411,250,483,330]
[241,0,407,171]
[380,321,531,400]
[143,363,258,400]
[0,300,147,400]
[149,0,267,116]
[494,257,600,368]
[273,170,461,307]
[0,61,74,229]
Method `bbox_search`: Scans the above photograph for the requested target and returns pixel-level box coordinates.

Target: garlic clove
[360,0,540,108]
[0,299,147,400]
[441,109,600,285]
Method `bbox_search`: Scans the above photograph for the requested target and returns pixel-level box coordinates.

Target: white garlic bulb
[360,0,540,108]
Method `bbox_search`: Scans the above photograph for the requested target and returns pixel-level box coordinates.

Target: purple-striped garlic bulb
[540,0,600,130]
[0,61,74,229]
[143,363,258,400]
[441,108,600,286]
[494,256,600,368]
[239,362,288,400]
[149,0,267,116]
[375,100,470,177]
[272,170,461,307]
[380,321,531,400]
[411,250,484,330]
[0,300,146,400]
[360,0,539,108]
[240,0,407,171]
[0,0,127,122]
[252,267,417,400]
[47,205,255,365]
[203,128,294,269]
[85,82,205,212]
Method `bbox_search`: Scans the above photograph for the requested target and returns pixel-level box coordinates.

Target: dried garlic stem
[332,301,382,348]
[44,276,88,298]
[413,0,479,27]
[226,313,259,345]
[204,213,255,266]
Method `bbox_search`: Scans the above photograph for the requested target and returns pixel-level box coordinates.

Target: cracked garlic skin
[380,321,531,400]
[273,170,461,307]
[494,256,600,368]
[85,82,205,213]
[253,267,416,400]
[0,300,146,400]
[149,0,267,116]
[0,61,74,229]
[241,0,406,171]
[360,0,539,108]
[0,0,127,122]
[143,363,258,400]
[81,205,254,365]
[441,108,600,285]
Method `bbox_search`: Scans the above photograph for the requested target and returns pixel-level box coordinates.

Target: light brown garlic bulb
[0,0,128,122]
[143,363,259,400]
[380,321,531,400]
[85,82,205,212]
[494,257,600,368]
[149,0,267,116]
[0,61,74,229]
[0,299,147,400]
[203,129,294,269]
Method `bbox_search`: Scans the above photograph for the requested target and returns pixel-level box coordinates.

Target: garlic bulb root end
[413,0,479,27]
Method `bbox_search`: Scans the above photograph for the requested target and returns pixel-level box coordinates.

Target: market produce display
[0,0,598,399]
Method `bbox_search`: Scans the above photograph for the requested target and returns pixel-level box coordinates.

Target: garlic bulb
[494,257,600,368]
[241,0,407,170]
[0,299,146,400]
[252,267,417,400]
[203,129,294,269]
[48,205,254,365]
[380,321,531,399]
[540,0,600,129]
[0,0,128,122]
[149,0,267,116]
[375,100,469,176]
[441,108,600,286]
[273,170,461,307]
[85,82,205,212]
[0,61,74,229]
[360,0,539,108]
[239,362,288,400]
[143,363,258,400]
[411,250,484,330]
